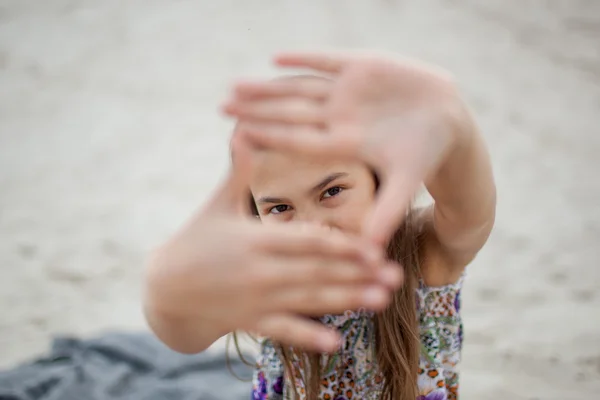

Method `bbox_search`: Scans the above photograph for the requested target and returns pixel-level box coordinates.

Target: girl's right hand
[143,137,402,353]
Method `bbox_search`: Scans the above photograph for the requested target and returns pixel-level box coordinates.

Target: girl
[221,52,496,400]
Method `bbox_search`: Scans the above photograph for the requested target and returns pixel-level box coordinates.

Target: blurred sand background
[1,0,599,398]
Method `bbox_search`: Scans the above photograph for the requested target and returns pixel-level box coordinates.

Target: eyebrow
[311,172,348,193]
[256,172,348,204]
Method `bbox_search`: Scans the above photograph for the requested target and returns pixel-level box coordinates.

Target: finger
[244,124,361,160]
[254,314,340,352]
[376,262,404,289]
[223,98,325,125]
[207,134,254,214]
[363,171,422,246]
[237,121,323,144]
[270,284,392,315]
[274,52,352,74]
[265,256,402,289]
[233,77,331,100]
[258,225,383,268]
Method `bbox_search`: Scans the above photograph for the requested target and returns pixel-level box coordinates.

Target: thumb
[363,171,420,246]
[206,134,254,215]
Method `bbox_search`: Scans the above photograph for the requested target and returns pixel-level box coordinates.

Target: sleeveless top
[251,276,464,400]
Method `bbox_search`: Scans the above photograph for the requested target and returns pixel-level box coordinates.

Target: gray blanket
[0,332,252,400]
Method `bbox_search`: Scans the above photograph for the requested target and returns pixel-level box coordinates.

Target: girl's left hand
[223,51,473,245]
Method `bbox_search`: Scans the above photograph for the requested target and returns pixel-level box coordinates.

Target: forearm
[144,300,227,354]
[143,251,228,354]
[425,107,496,250]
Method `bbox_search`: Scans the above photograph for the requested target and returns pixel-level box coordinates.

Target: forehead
[251,150,369,191]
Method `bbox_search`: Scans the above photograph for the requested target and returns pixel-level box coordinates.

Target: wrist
[143,267,229,353]
[432,97,477,179]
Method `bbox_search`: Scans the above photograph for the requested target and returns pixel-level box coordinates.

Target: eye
[268,204,291,215]
[322,186,343,199]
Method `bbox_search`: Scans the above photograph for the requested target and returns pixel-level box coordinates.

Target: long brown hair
[230,206,421,400]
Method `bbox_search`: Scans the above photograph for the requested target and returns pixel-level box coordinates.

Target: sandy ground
[1,0,599,398]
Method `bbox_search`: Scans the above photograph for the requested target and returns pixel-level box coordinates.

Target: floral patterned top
[251,276,464,400]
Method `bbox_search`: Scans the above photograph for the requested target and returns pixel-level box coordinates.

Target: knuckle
[239,263,269,290]
[339,289,363,309]
[281,323,296,341]
[251,265,276,287]
[254,316,273,337]
[303,234,324,252]
[271,321,294,342]
[325,235,355,257]
[303,262,321,282]
[301,287,320,306]
[313,287,333,306]
[319,261,339,282]
[325,262,356,284]
[331,238,355,257]
[249,231,271,251]
[311,80,331,99]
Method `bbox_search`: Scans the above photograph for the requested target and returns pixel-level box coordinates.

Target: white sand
[1,0,599,398]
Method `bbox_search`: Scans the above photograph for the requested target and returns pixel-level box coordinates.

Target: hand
[223,52,470,245]
[144,135,403,352]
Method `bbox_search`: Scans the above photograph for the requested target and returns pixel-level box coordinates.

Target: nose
[294,208,337,230]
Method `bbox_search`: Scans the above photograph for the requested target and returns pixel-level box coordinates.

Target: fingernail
[319,333,339,352]
[363,287,388,308]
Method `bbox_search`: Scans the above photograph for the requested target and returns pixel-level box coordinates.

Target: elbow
[142,260,209,354]
[159,337,211,355]
[143,303,213,355]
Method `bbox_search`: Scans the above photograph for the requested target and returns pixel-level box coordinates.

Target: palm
[225,52,459,244]
[326,60,436,167]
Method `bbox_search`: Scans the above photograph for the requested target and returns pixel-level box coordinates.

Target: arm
[142,219,394,354]
[421,105,496,283]
[143,248,228,354]
[144,302,227,354]
[218,52,496,281]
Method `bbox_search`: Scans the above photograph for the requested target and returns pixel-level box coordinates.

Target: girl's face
[250,150,376,234]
